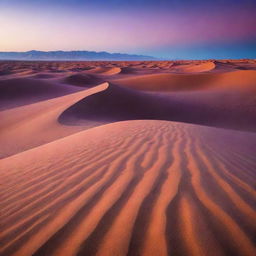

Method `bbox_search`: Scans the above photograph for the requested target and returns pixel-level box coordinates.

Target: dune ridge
[59,76,256,132]
[112,70,256,92]
[0,77,84,110]
[0,82,108,158]
[169,61,216,73]
[85,67,121,75]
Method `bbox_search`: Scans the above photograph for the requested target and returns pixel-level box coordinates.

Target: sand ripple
[0,121,255,256]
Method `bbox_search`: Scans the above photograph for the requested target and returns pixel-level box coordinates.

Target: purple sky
[0,0,255,59]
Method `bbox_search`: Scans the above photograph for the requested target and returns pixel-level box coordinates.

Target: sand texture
[0,59,256,256]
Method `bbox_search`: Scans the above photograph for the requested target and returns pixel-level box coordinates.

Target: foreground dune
[0,120,255,256]
[0,60,256,256]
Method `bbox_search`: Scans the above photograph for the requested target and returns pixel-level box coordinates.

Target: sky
[0,0,256,59]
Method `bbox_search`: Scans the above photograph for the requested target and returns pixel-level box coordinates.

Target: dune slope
[0,120,255,256]
[111,70,256,92]
[0,77,83,110]
[0,83,108,158]
[169,61,216,73]
[59,80,256,132]
[85,67,121,75]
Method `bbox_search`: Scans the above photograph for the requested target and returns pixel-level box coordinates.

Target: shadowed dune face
[29,73,58,79]
[0,121,255,256]
[0,78,83,110]
[214,60,256,72]
[62,73,104,87]
[120,67,143,74]
[59,80,256,132]
[0,60,256,256]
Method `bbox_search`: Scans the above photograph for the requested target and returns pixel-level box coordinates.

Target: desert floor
[0,59,256,256]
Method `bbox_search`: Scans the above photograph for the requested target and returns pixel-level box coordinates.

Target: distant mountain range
[0,50,157,61]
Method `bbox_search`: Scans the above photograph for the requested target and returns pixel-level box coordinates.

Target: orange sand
[0,60,256,256]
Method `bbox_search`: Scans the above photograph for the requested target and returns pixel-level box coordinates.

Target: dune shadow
[0,77,82,110]
[59,83,256,132]
[62,74,104,87]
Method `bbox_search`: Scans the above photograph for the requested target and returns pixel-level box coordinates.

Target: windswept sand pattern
[0,121,255,256]
[0,60,256,256]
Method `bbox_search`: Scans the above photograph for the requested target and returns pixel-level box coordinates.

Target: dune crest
[85,67,121,75]
[0,77,84,110]
[170,61,216,73]
[0,83,109,158]
[112,70,256,92]
[59,76,256,132]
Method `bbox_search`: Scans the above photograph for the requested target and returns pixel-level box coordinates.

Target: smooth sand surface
[169,61,216,73]
[112,70,256,91]
[85,67,121,75]
[0,60,256,256]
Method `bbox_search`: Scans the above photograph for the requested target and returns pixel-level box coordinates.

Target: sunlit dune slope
[85,67,121,75]
[0,83,108,158]
[0,78,83,110]
[0,120,255,256]
[111,70,256,92]
[170,61,215,73]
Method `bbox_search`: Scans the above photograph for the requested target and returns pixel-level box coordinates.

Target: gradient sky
[0,0,256,59]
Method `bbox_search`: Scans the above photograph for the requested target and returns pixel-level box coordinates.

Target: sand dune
[0,120,255,256]
[0,83,108,158]
[60,78,256,132]
[169,61,215,73]
[62,74,104,87]
[111,70,256,91]
[0,77,83,110]
[30,73,64,79]
[85,67,121,75]
[0,60,256,256]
